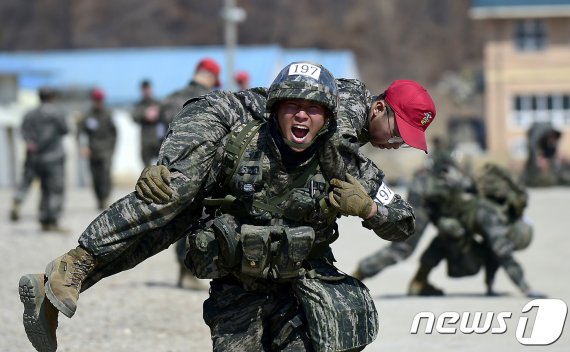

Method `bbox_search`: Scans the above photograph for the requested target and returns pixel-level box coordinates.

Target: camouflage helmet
[266,62,339,118]
[507,218,533,251]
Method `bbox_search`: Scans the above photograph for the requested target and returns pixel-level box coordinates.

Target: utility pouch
[185,228,229,279]
[212,214,241,268]
[283,189,316,221]
[293,260,379,352]
[240,225,271,278]
[273,226,315,279]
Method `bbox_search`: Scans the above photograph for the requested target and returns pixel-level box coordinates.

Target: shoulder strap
[221,119,264,188]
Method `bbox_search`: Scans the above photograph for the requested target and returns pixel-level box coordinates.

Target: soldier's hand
[328,173,375,219]
[135,165,173,204]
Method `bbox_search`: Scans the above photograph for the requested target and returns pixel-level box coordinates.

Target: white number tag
[85,117,99,130]
[288,63,321,80]
[374,182,395,205]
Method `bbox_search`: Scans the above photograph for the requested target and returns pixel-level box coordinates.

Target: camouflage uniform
[17,101,68,227]
[185,65,411,350]
[77,106,117,208]
[412,164,533,295]
[356,167,432,278]
[78,79,411,290]
[158,80,213,284]
[132,95,161,166]
[77,77,395,284]
[355,147,460,279]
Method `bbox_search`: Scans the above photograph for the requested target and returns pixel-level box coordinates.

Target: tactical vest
[186,120,339,281]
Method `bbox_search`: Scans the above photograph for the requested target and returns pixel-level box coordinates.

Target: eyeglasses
[386,115,410,148]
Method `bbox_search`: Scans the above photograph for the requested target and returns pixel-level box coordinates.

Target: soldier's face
[369,101,404,150]
[277,99,327,152]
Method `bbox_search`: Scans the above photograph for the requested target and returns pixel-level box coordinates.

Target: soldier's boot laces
[45,246,95,318]
[19,273,59,352]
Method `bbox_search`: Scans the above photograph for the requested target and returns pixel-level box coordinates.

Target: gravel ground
[1,185,569,352]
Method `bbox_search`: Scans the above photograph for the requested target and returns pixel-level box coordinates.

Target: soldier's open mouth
[292,126,309,139]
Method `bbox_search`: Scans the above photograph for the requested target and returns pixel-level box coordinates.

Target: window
[512,94,570,127]
[514,19,546,51]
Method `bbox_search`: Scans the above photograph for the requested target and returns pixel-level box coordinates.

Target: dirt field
[1,185,568,351]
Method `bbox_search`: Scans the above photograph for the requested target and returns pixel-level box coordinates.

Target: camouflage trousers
[357,229,423,279]
[88,156,113,202]
[19,157,65,225]
[203,276,314,352]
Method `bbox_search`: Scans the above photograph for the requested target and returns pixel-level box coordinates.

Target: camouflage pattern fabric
[77,81,412,288]
[203,277,314,351]
[158,80,210,127]
[19,102,68,225]
[293,261,377,352]
[356,168,432,278]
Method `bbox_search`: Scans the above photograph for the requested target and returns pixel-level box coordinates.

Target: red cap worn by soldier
[384,80,436,153]
[235,71,250,84]
[196,58,221,87]
[91,88,105,102]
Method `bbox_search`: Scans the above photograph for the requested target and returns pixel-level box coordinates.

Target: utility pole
[221,0,246,91]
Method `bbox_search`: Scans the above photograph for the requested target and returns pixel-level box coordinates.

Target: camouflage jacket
[78,80,414,264]
[158,80,211,126]
[414,166,529,292]
[77,107,117,159]
[21,102,68,162]
[132,97,162,146]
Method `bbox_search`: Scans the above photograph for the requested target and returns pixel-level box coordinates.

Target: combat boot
[19,273,59,352]
[10,200,21,222]
[408,280,444,296]
[45,246,95,318]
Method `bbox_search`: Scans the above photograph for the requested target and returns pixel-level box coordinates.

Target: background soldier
[523,121,570,187]
[132,79,161,167]
[9,87,68,232]
[77,88,117,210]
[156,57,221,289]
[234,70,250,90]
[407,163,545,298]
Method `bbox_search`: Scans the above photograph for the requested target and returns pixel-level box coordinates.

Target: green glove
[329,173,374,219]
[135,165,173,204]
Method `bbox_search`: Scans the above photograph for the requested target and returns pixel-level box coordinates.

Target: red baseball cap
[91,88,105,101]
[196,58,221,87]
[235,70,249,83]
[384,80,436,153]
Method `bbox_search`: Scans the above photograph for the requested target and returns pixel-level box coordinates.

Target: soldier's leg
[203,279,267,351]
[19,174,198,347]
[174,236,206,290]
[39,159,66,231]
[408,235,446,296]
[354,232,422,280]
[484,248,501,296]
[11,157,36,221]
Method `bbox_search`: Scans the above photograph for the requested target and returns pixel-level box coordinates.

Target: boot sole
[45,261,75,318]
[19,274,57,352]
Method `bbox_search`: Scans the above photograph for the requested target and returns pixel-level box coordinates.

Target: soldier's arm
[472,203,534,295]
[327,148,415,242]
